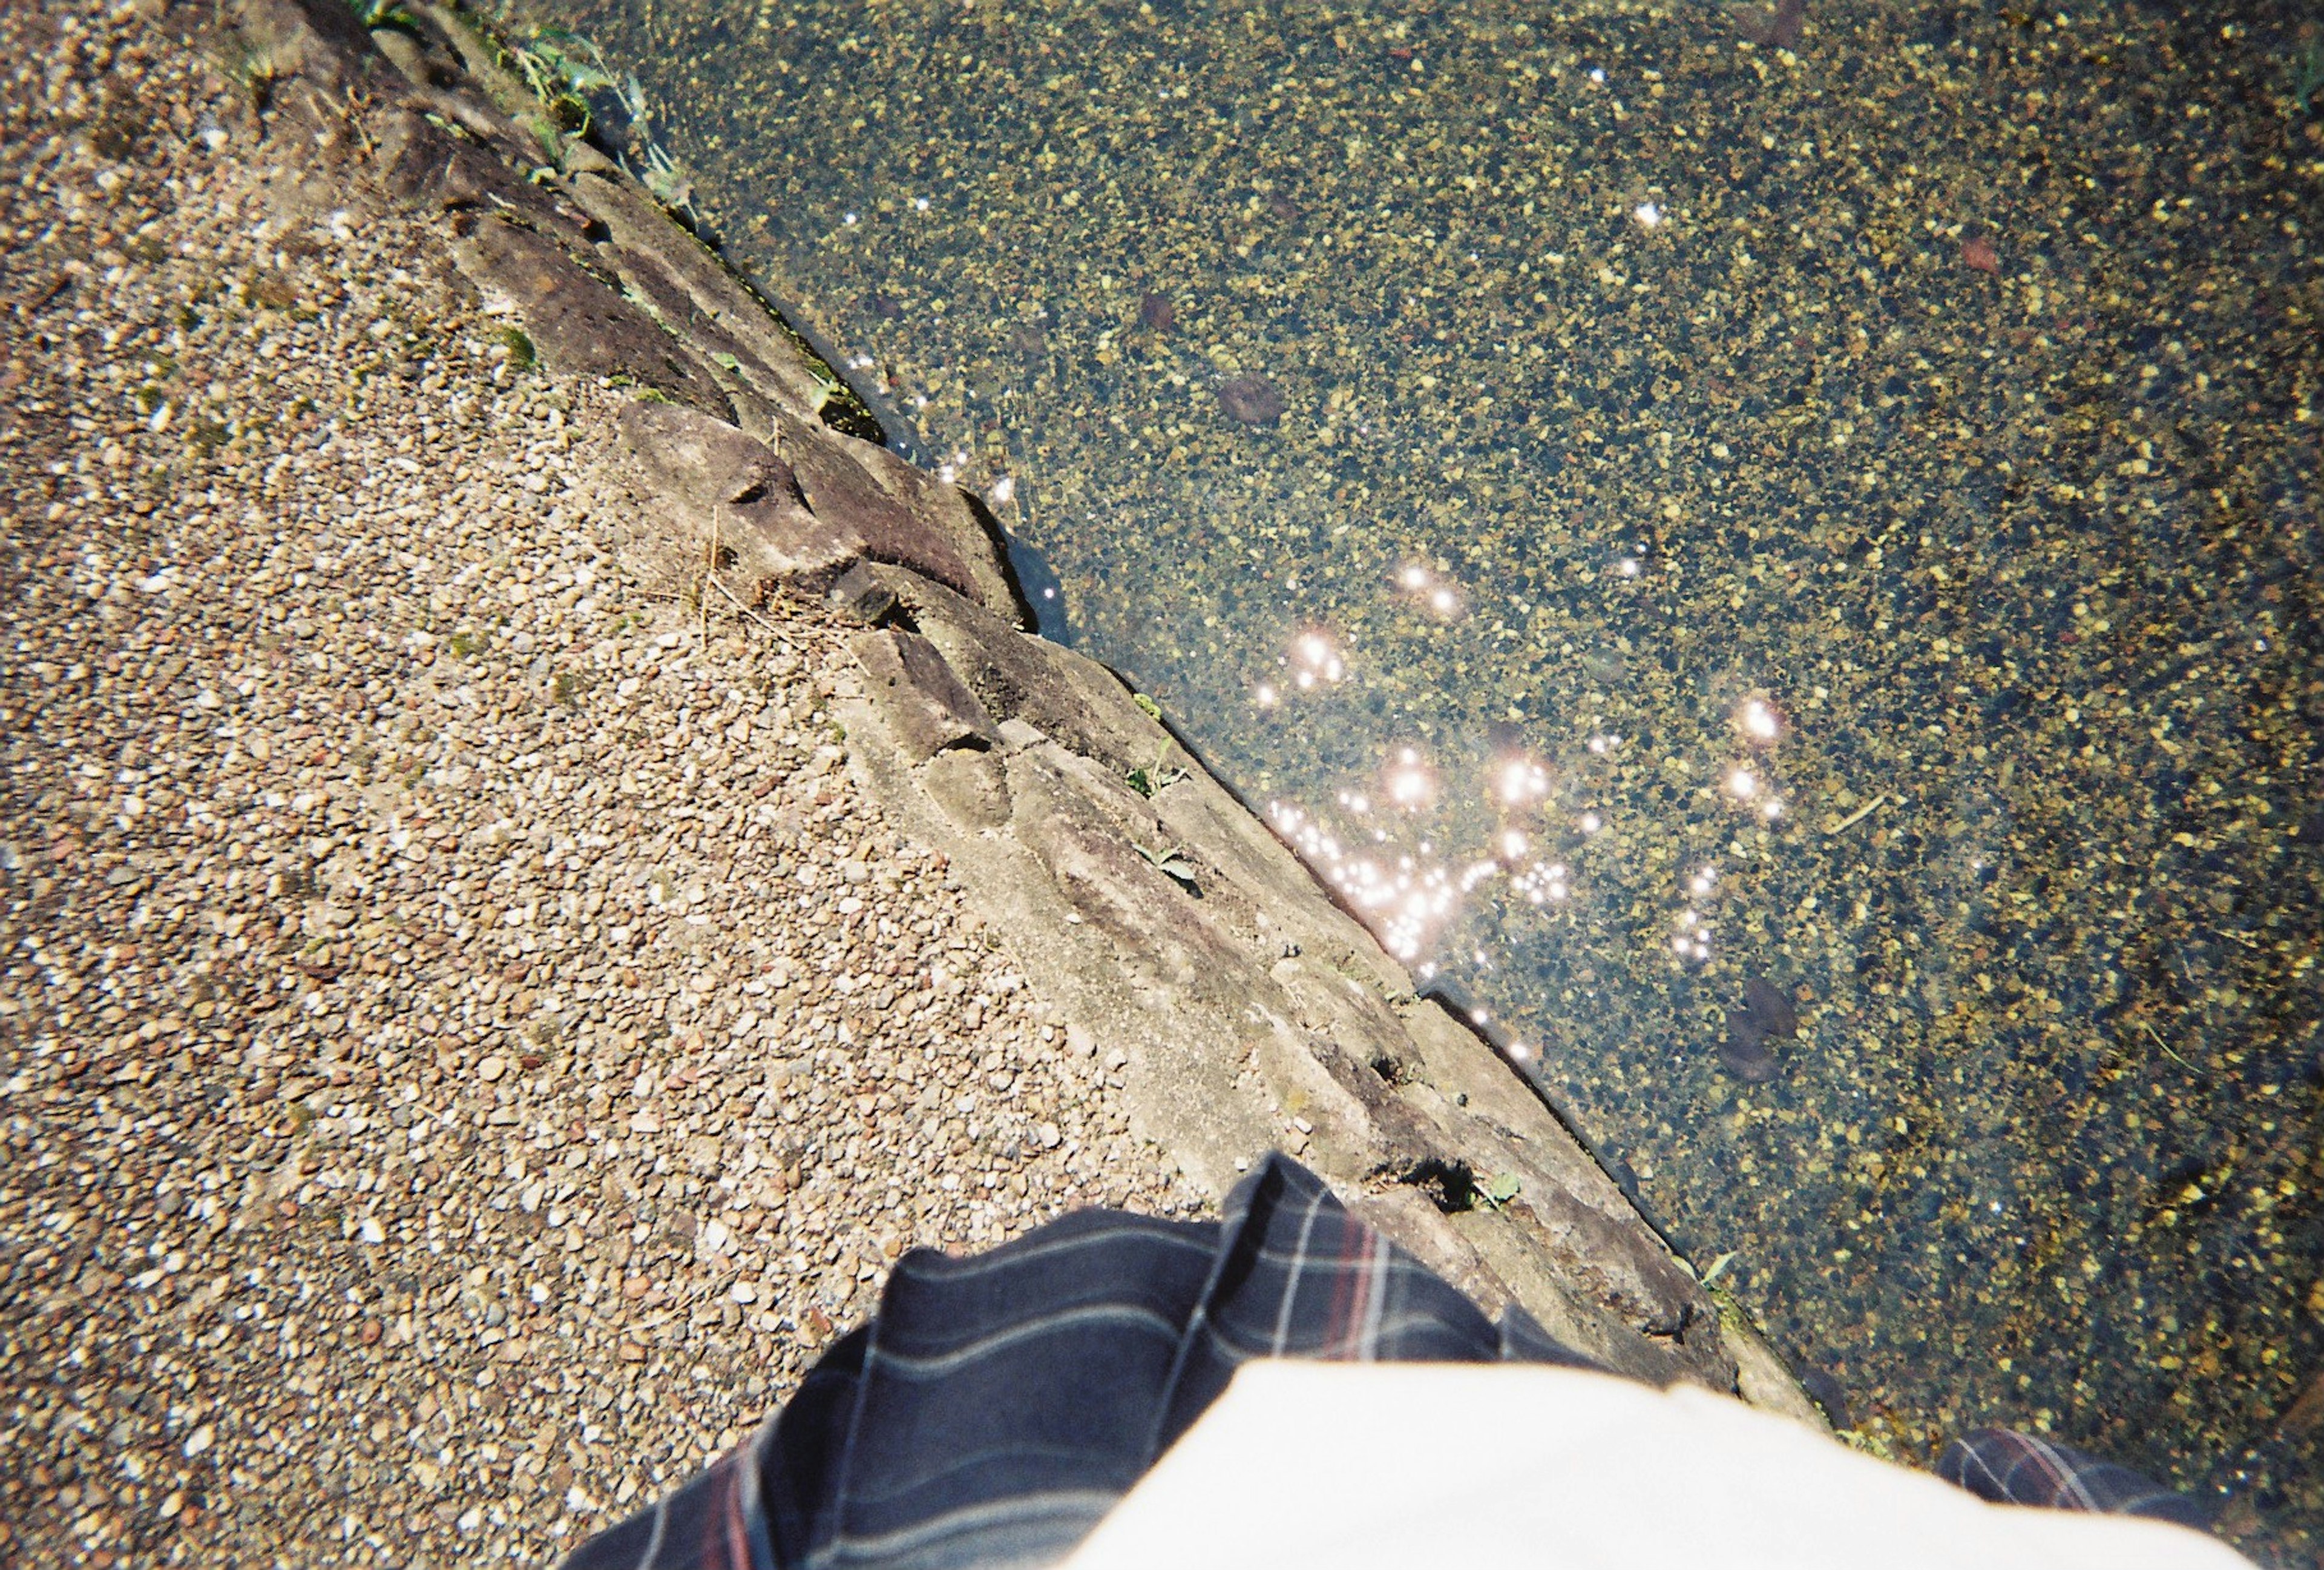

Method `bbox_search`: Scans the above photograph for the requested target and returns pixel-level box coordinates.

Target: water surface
[536,0,2324,1542]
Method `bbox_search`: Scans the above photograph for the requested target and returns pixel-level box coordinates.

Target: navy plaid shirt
[1937,1427,2213,1531]
[563,1154,2207,1569]
[563,1155,1588,1570]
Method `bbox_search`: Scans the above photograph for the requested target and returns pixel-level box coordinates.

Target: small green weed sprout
[498,325,536,370]
[1125,744,1187,800]
[1474,1172,1523,1211]
[1132,842,1200,894]
[501,25,616,136]
[346,0,422,36]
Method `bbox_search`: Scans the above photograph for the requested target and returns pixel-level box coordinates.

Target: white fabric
[1065,1361,2253,1570]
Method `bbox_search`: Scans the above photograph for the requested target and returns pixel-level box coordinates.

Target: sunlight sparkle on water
[1496,757,1550,806]
[1671,867,1721,964]
[1396,562,1465,621]
[1671,904,1714,963]
[1386,747,1436,810]
[1513,859,1570,905]
[1268,801,1466,961]
[1255,634,1787,979]
[1288,630,1347,691]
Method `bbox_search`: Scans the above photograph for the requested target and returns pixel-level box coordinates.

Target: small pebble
[1217,373,1285,425]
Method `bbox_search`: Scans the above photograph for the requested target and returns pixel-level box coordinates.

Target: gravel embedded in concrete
[0,5,1203,1564]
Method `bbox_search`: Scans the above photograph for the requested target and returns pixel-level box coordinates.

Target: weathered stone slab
[824,562,898,624]
[1343,1184,1515,1318]
[561,170,840,423]
[371,108,456,204]
[617,399,791,511]
[921,748,1014,831]
[365,9,606,224]
[828,571,1738,1388]
[589,240,812,444]
[864,567,1163,779]
[614,399,859,592]
[780,422,979,602]
[853,628,997,762]
[996,718,1047,752]
[236,0,373,80]
[821,430,1022,625]
[450,216,727,415]
[597,250,793,422]
[1727,1310,1835,1433]
[1452,1210,1700,1385]
[1008,754,1248,993]
[729,505,860,590]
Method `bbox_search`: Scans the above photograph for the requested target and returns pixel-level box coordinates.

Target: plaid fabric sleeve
[1935,1425,2213,1531]
[559,1152,1594,1570]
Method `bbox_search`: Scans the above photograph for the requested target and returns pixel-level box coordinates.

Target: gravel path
[0,4,1201,1565]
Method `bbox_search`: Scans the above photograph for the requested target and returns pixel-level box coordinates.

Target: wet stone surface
[518,0,2318,1552]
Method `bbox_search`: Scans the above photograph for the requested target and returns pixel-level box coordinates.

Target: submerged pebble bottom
[547,0,2322,1545]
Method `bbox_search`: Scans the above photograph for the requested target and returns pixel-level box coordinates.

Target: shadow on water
[1000,525,1072,645]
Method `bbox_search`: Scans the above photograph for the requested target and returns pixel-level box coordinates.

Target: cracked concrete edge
[209,0,1829,1422]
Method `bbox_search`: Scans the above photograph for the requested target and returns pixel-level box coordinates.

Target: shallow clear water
[533,0,2323,1541]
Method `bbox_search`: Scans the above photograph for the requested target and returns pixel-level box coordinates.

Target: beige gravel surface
[0,4,1203,1565]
